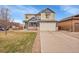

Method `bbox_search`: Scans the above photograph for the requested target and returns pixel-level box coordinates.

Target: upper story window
[26,16,28,19]
[45,13,50,18]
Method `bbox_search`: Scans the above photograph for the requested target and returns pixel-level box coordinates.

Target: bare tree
[0,8,11,35]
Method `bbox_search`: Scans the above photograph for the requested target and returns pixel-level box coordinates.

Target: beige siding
[41,13,55,21]
[49,13,55,20]
[41,13,46,20]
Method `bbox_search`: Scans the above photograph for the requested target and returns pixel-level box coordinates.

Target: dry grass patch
[0,31,36,53]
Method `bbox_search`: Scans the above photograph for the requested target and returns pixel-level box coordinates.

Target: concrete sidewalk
[32,31,41,53]
[40,31,79,53]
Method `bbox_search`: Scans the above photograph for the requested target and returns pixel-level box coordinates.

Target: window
[29,22,37,27]
[26,16,28,19]
[46,13,50,18]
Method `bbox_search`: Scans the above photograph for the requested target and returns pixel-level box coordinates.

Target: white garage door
[40,22,56,31]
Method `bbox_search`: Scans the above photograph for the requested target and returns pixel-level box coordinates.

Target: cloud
[60,5,79,15]
[0,5,39,23]
[13,5,39,14]
[0,5,39,14]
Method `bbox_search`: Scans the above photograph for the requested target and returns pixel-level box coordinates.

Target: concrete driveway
[40,31,79,53]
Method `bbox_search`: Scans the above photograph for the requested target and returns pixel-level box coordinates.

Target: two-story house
[24,8,57,31]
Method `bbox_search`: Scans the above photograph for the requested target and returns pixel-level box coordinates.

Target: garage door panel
[40,22,56,31]
[75,23,79,32]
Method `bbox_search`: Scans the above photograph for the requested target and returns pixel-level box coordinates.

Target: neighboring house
[0,19,23,31]
[24,8,57,31]
[58,14,79,32]
[10,22,24,30]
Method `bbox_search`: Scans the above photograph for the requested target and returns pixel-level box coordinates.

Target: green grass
[0,31,36,53]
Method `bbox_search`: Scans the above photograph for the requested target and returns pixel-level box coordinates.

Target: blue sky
[0,5,79,24]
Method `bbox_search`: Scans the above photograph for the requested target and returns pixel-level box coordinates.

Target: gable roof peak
[44,7,52,9]
[38,8,55,14]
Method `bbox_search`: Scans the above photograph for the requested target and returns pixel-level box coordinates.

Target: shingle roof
[60,14,79,22]
[28,17,40,22]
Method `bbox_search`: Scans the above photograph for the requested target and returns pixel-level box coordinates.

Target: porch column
[24,22,28,30]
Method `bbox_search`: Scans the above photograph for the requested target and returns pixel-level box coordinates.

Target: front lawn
[0,31,36,53]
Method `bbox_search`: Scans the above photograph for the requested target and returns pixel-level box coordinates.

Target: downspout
[70,17,72,32]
